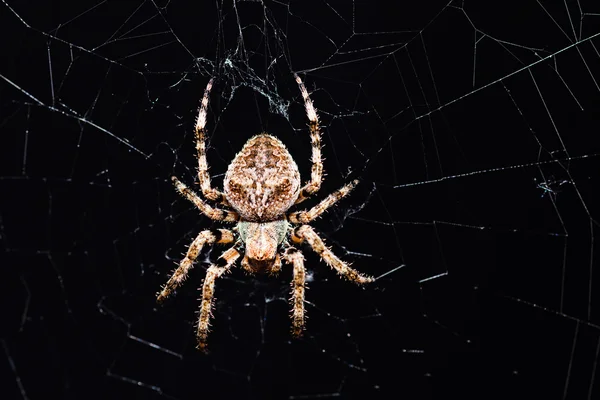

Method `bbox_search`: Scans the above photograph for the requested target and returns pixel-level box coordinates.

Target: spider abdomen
[224,134,301,221]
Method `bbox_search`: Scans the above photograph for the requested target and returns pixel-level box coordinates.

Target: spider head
[237,220,289,273]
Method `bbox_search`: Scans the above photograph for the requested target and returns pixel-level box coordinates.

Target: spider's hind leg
[157,229,234,303]
[283,247,307,337]
[294,73,323,205]
[197,246,241,352]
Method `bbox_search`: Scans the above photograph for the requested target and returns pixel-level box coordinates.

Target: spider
[157,74,374,352]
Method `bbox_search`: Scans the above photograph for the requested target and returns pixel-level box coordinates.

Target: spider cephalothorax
[157,74,373,351]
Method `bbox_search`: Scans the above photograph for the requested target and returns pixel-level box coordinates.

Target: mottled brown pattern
[157,75,373,352]
[224,134,301,221]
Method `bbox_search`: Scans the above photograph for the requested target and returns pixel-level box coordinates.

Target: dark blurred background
[1,1,600,399]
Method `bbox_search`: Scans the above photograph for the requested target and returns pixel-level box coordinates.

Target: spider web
[1,0,600,398]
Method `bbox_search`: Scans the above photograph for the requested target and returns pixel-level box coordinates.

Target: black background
[1,1,600,399]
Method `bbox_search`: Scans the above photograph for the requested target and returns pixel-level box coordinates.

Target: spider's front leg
[197,246,241,352]
[283,247,307,337]
[291,225,374,284]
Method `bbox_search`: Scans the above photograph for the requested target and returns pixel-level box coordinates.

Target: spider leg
[172,176,238,222]
[195,78,229,205]
[283,247,307,337]
[288,180,358,224]
[197,246,241,352]
[157,229,234,303]
[294,73,323,205]
[291,225,373,284]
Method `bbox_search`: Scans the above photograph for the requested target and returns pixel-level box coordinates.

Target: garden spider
[157,74,373,351]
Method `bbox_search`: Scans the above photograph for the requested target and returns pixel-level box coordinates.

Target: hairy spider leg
[288,180,358,224]
[197,246,241,352]
[291,225,374,284]
[157,229,235,303]
[172,176,238,222]
[294,73,323,205]
[195,78,229,205]
[283,247,307,337]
